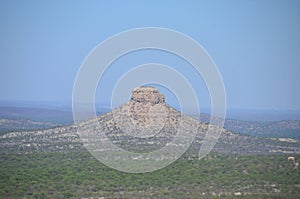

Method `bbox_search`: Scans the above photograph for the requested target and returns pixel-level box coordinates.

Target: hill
[0,86,300,198]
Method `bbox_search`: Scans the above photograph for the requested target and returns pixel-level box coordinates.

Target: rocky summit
[131,86,165,105]
[113,86,180,134]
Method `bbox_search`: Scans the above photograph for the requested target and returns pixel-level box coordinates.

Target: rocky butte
[131,86,165,105]
[118,86,170,129]
[78,86,203,156]
[1,86,299,157]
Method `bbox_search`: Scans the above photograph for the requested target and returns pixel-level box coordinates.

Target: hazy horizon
[1,1,300,111]
[1,99,300,122]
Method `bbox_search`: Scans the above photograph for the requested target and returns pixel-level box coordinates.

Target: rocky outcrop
[131,86,165,105]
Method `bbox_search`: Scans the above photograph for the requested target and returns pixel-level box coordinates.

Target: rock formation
[131,86,165,105]
[112,86,180,138]
[1,86,300,157]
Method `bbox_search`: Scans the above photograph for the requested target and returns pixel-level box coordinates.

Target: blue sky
[0,0,300,110]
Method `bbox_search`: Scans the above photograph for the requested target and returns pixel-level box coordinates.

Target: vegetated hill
[1,86,299,155]
[0,106,73,124]
[226,109,300,121]
[0,118,58,136]
[0,106,74,135]
[1,105,299,140]
[225,119,300,139]
[199,113,300,139]
[0,106,112,134]
[1,87,300,198]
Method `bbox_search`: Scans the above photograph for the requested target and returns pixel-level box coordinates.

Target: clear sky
[0,0,300,111]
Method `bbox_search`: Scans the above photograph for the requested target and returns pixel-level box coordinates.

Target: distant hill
[0,107,74,135]
[0,106,110,133]
[0,118,59,135]
[224,119,300,139]
[0,106,73,124]
[225,109,300,121]
[199,113,300,139]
